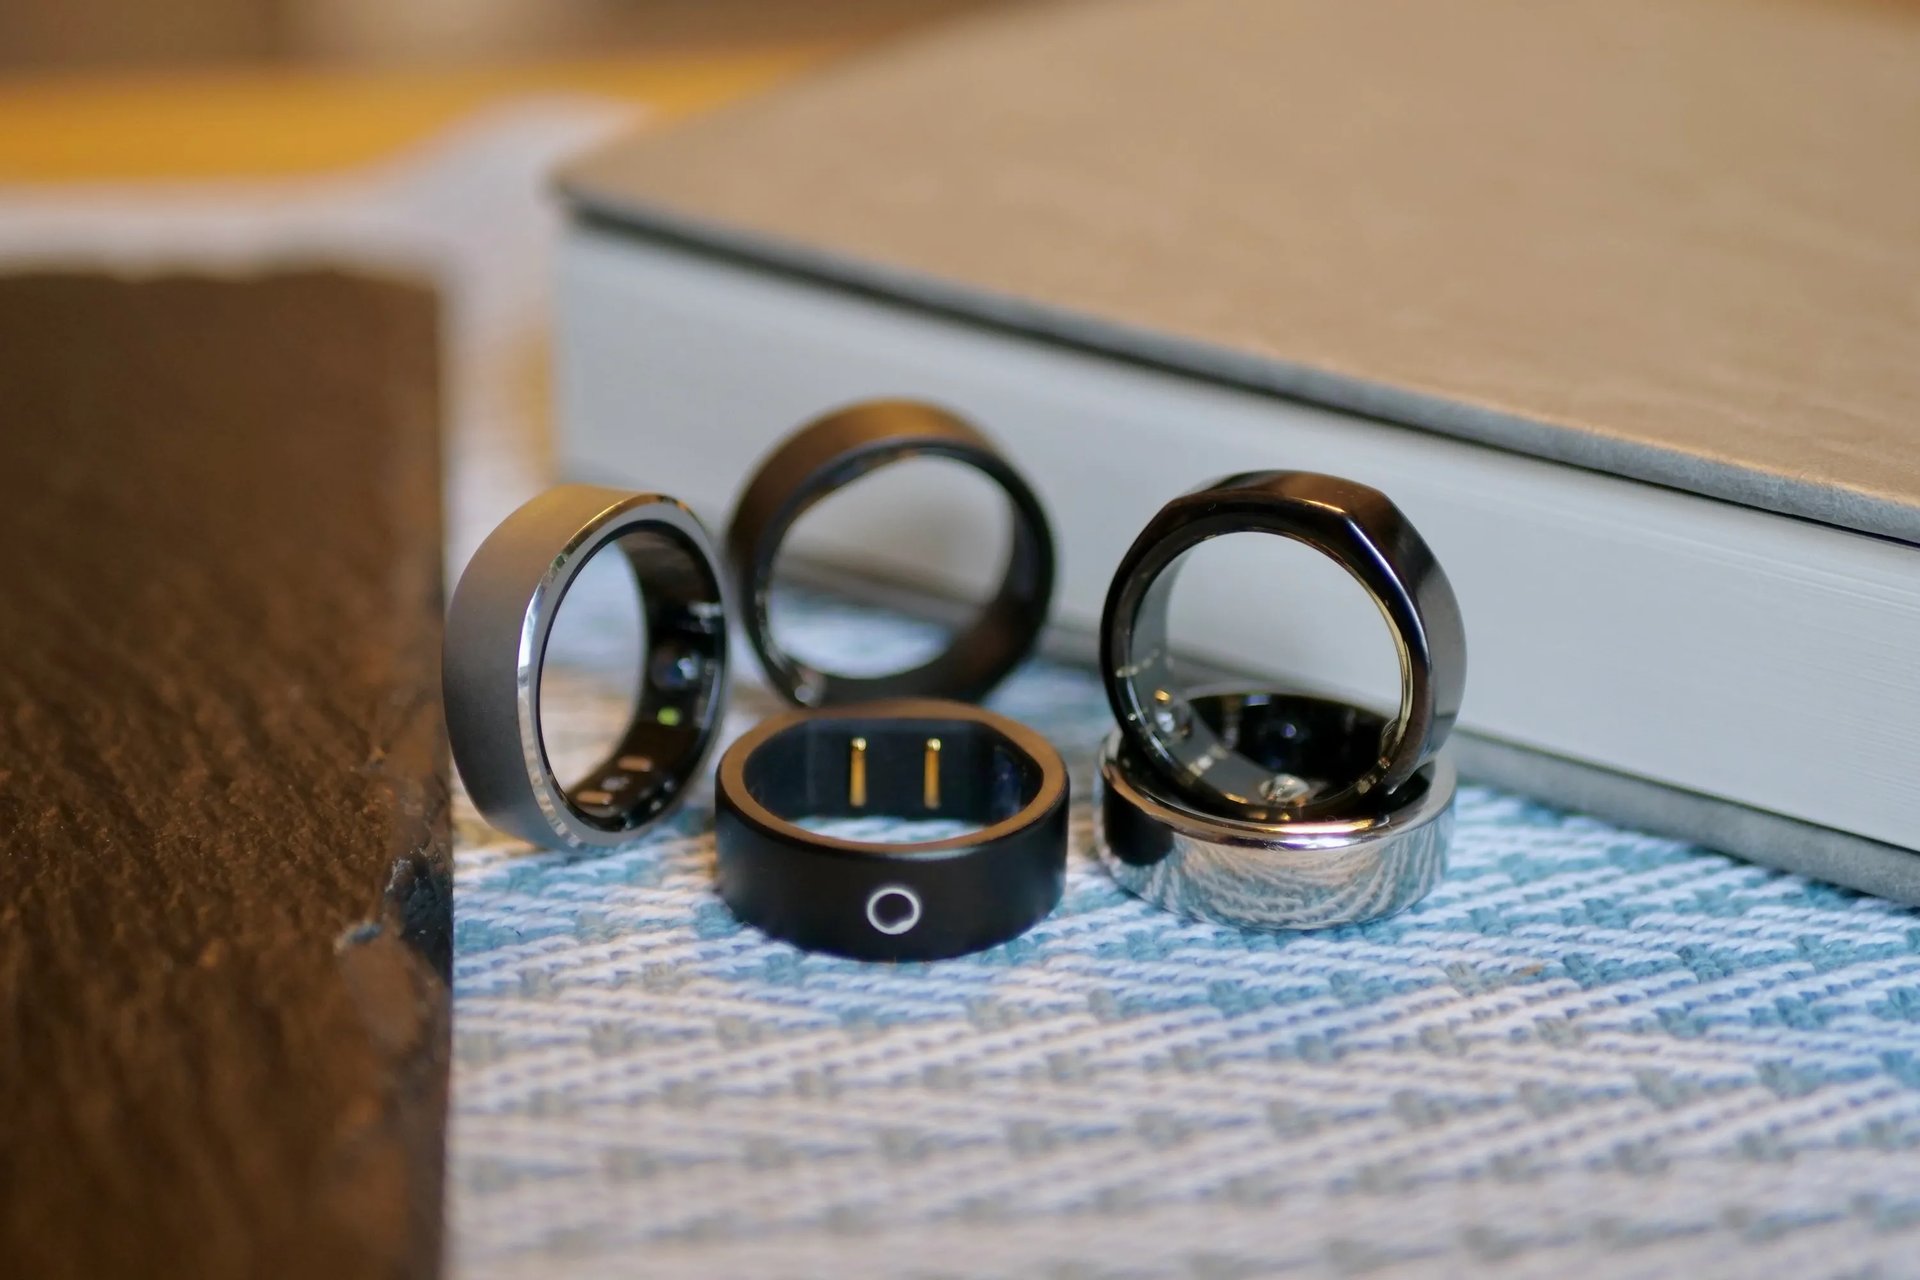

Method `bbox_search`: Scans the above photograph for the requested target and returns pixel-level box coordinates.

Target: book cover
[552,0,1920,895]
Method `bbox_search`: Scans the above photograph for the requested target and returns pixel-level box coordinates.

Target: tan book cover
[553,0,1920,898]
[561,0,1920,543]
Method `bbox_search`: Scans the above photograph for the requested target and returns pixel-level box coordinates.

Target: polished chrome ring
[1102,470,1465,821]
[1093,691,1453,929]
[443,485,731,849]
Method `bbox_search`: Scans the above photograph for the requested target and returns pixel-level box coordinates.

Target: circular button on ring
[865,885,924,936]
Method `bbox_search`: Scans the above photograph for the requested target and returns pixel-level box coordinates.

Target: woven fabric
[450,585,1920,1280]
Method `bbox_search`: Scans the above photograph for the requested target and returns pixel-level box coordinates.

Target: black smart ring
[714,699,1069,960]
[726,400,1055,707]
[443,486,731,849]
[1101,471,1466,822]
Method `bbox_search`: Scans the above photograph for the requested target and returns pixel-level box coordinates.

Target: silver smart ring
[1094,691,1454,929]
[443,485,731,849]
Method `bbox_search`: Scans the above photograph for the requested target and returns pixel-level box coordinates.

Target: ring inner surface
[770,448,1047,704]
[741,714,1043,837]
[1123,533,1406,816]
[546,522,727,832]
[1167,691,1427,821]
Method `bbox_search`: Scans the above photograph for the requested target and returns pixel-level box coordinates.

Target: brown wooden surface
[0,272,450,1279]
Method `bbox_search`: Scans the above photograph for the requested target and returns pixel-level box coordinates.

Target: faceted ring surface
[714,699,1069,960]
[1101,470,1465,822]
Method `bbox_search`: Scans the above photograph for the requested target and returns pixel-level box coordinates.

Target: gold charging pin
[849,737,869,808]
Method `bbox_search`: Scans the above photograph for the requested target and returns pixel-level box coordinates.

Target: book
[550,0,1920,899]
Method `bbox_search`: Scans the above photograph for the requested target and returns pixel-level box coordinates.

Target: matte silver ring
[1102,471,1465,822]
[443,485,731,849]
[1093,691,1453,929]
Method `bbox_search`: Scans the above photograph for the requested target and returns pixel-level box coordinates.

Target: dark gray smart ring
[726,400,1055,707]
[713,699,1069,961]
[443,485,731,850]
[1102,471,1466,822]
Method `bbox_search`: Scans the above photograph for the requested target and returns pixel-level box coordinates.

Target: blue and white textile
[451,590,1920,1279]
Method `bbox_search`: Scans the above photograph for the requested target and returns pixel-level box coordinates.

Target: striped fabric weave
[451,590,1920,1279]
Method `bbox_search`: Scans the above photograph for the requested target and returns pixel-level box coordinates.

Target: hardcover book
[551,0,1920,898]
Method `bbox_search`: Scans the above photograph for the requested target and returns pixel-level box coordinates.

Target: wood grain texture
[0,272,450,1280]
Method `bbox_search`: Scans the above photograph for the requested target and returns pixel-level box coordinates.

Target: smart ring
[1102,471,1465,821]
[443,485,731,849]
[714,699,1069,961]
[1094,691,1454,929]
[726,400,1055,707]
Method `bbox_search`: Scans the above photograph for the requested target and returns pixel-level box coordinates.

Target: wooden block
[0,271,450,1280]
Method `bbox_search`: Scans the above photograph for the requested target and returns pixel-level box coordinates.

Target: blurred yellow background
[0,0,1021,180]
